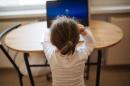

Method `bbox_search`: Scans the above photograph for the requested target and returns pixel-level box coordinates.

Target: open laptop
[46,0,90,42]
[46,0,89,28]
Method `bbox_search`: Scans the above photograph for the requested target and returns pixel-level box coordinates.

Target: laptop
[46,0,90,28]
[46,0,90,42]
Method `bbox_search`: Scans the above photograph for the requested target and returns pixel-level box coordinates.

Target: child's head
[50,16,80,55]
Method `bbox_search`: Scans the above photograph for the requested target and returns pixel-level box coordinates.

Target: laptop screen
[46,0,89,28]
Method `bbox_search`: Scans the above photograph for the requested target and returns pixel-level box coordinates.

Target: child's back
[50,51,86,86]
[42,16,95,86]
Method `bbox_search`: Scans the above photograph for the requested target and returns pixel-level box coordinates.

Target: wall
[91,0,130,6]
[91,13,130,65]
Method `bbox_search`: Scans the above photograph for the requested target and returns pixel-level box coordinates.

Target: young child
[42,16,95,86]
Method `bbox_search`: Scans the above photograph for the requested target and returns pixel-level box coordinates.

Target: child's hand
[77,24,87,35]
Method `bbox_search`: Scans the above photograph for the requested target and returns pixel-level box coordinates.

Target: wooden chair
[0,24,51,86]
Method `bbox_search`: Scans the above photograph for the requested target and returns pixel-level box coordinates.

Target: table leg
[96,50,102,86]
[86,56,90,80]
[24,53,35,86]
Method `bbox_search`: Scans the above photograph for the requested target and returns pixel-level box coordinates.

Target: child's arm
[77,24,96,57]
[42,42,56,61]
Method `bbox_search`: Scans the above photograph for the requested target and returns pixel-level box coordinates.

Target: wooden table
[4,20,123,86]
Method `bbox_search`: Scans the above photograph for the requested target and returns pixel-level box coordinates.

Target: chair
[0,24,51,86]
[0,24,24,86]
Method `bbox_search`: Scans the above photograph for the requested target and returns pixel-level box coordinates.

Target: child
[42,16,95,86]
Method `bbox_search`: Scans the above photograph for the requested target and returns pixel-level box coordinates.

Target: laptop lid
[46,0,89,28]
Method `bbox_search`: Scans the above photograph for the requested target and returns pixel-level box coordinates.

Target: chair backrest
[0,24,21,73]
[0,24,21,41]
[0,24,50,77]
[0,24,51,86]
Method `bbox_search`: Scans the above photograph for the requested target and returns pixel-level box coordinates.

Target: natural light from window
[0,0,55,6]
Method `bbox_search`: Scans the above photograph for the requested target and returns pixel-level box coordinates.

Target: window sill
[0,9,46,19]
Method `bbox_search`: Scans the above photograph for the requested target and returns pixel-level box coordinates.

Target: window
[0,0,130,19]
[0,0,47,6]
[0,0,55,19]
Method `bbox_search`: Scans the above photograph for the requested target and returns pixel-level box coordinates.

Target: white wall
[91,0,130,6]
[105,16,130,65]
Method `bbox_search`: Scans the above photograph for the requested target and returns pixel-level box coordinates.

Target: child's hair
[50,16,80,55]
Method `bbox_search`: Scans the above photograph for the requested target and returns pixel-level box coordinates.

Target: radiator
[105,16,130,65]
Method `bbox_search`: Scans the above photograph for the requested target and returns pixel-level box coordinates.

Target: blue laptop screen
[46,0,89,27]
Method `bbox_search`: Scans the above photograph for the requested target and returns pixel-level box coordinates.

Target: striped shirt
[42,28,95,86]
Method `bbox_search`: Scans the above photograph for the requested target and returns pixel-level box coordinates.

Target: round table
[5,20,123,51]
[4,20,123,86]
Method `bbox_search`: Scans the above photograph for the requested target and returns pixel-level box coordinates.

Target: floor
[0,65,130,86]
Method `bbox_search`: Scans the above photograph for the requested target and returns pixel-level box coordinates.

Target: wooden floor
[0,65,130,86]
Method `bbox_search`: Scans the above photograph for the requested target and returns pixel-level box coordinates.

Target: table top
[4,20,123,52]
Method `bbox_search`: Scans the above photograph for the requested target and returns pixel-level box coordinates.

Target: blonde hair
[50,16,80,55]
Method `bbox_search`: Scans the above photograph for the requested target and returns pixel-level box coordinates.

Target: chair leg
[0,45,23,85]
[18,73,23,86]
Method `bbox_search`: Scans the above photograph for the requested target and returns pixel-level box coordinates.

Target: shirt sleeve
[42,42,56,61]
[77,28,96,59]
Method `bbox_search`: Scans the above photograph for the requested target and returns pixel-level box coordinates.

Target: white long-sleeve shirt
[42,28,96,86]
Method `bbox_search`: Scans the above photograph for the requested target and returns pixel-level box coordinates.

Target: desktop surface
[4,21,123,52]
